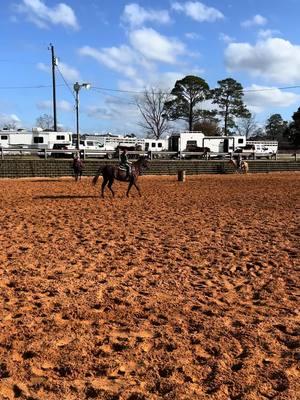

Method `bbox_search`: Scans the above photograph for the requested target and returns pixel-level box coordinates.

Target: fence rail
[0,147,299,161]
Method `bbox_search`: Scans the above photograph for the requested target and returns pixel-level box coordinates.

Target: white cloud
[37,99,73,112]
[185,32,201,40]
[241,14,267,28]
[244,84,300,113]
[219,33,235,43]
[0,113,21,127]
[172,1,224,22]
[258,29,280,39]
[37,61,80,82]
[79,45,139,80]
[86,97,141,134]
[129,28,185,63]
[15,0,79,30]
[122,3,171,27]
[37,62,49,72]
[58,62,80,82]
[225,37,300,84]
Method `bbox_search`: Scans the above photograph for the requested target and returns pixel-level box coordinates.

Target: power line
[56,66,76,99]
[0,82,300,95]
[89,84,300,95]
[0,84,61,89]
[91,88,136,105]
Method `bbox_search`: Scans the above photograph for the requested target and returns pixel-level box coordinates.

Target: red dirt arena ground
[0,173,299,400]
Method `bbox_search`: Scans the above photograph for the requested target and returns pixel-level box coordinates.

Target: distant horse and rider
[229,154,249,174]
[72,154,84,181]
[92,148,149,197]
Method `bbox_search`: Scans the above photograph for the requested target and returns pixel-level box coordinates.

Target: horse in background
[229,159,249,174]
[72,156,84,181]
[92,156,149,198]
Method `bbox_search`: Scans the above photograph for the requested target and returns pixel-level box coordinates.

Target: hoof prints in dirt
[0,174,299,399]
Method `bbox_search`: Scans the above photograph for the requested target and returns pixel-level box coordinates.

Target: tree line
[1,75,299,148]
[136,75,300,148]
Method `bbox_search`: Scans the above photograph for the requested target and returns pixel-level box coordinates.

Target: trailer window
[34,137,44,143]
[187,140,197,146]
[238,138,244,144]
[158,143,162,148]
[151,143,156,148]
[87,141,94,146]
[56,135,65,140]
[1,135,8,140]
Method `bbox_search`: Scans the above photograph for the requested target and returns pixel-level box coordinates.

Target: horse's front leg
[133,182,141,197]
[126,182,133,197]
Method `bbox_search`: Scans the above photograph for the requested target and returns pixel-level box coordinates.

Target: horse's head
[138,155,149,169]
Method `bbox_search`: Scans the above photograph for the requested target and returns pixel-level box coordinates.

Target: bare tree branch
[136,88,171,139]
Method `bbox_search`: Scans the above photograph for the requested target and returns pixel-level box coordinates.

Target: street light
[73,82,91,150]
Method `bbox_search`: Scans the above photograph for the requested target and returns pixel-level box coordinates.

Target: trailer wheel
[107,153,113,160]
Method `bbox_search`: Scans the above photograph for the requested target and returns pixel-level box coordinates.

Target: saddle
[117,165,134,180]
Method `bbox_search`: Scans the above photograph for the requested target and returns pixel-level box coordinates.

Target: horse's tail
[92,167,102,186]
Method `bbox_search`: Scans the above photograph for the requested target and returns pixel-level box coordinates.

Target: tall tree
[212,78,250,135]
[36,114,54,130]
[237,114,257,138]
[284,107,300,148]
[163,75,211,131]
[136,88,171,139]
[265,113,288,140]
[193,118,221,136]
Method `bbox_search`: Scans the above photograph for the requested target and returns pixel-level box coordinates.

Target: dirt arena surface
[0,173,299,400]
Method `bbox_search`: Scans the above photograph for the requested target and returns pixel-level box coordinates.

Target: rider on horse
[120,148,132,179]
[236,153,242,170]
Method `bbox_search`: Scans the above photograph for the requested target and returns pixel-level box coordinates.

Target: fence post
[44,149,48,159]
[178,170,186,182]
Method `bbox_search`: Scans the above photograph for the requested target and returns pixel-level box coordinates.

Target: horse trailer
[168,132,246,154]
[0,128,73,151]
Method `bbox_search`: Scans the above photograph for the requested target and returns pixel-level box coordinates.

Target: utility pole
[73,82,91,150]
[49,43,57,131]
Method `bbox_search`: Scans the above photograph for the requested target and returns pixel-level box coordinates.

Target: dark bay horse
[92,156,149,197]
[73,157,84,181]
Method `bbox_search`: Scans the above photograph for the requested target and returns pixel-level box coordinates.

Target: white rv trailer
[83,134,168,152]
[168,131,246,153]
[144,138,168,152]
[83,134,144,150]
[0,128,73,150]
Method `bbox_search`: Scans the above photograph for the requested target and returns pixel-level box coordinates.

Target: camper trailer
[168,131,246,155]
[0,128,73,151]
[144,138,168,152]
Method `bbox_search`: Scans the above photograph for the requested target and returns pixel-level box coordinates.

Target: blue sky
[1,0,300,134]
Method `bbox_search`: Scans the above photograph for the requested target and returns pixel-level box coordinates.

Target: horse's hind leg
[101,177,108,197]
[108,178,115,197]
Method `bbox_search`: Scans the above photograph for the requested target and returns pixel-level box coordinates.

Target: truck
[234,141,278,159]
[79,139,115,159]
